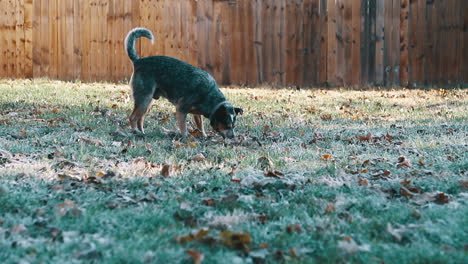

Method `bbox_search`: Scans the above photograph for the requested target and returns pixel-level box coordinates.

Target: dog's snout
[220,129,235,139]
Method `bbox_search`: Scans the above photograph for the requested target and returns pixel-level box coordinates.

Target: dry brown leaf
[321,114,332,120]
[357,132,372,141]
[186,250,204,264]
[400,186,416,198]
[220,230,252,253]
[264,170,284,178]
[434,192,450,204]
[178,229,209,244]
[161,164,172,177]
[324,203,336,214]
[321,154,334,161]
[358,178,369,186]
[286,224,302,234]
[191,153,206,162]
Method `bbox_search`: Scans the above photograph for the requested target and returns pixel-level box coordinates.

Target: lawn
[0,79,467,263]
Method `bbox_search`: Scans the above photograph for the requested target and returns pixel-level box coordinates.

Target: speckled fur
[125,28,242,138]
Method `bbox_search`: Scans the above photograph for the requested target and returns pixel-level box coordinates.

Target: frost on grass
[0,80,467,263]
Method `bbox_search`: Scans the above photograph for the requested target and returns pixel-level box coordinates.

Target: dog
[125,28,243,139]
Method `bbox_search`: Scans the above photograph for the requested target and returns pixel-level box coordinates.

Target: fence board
[400,0,409,86]
[245,0,257,85]
[425,0,436,86]
[350,0,360,85]
[335,0,344,86]
[48,0,57,79]
[0,1,6,76]
[318,0,327,84]
[81,0,90,80]
[24,0,33,78]
[391,0,400,86]
[343,0,352,86]
[374,0,384,84]
[7,0,16,76]
[16,0,25,78]
[326,0,336,86]
[462,0,468,84]
[254,0,264,84]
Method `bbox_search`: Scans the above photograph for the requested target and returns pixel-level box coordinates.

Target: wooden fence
[0,0,467,87]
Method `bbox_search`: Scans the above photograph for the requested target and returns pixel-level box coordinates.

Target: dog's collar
[209,100,228,121]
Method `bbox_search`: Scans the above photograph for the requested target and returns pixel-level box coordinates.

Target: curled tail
[125,27,154,62]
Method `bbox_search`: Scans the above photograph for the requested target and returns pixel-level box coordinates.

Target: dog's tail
[125,27,154,62]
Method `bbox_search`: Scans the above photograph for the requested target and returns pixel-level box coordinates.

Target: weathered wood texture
[0,0,466,87]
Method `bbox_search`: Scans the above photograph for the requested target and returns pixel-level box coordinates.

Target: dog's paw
[131,130,145,137]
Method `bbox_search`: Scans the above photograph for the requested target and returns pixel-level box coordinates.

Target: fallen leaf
[52,107,60,113]
[161,164,172,177]
[386,223,404,242]
[324,203,336,214]
[188,142,197,148]
[321,114,332,120]
[396,156,411,167]
[357,132,372,142]
[177,229,209,244]
[264,170,283,178]
[286,224,302,234]
[400,186,416,198]
[358,178,369,186]
[338,237,371,254]
[321,154,333,161]
[191,153,206,162]
[434,192,449,204]
[220,230,252,253]
[186,250,204,264]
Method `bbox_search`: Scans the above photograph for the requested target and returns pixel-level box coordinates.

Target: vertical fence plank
[0,0,5,77]
[65,0,74,79]
[326,0,336,86]
[262,0,273,84]
[81,0,90,81]
[383,0,393,86]
[462,0,468,85]
[245,0,257,86]
[107,0,115,81]
[212,0,223,81]
[425,0,436,86]
[343,0,352,86]
[8,0,17,77]
[48,0,57,79]
[24,0,32,78]
[286,0,297,86]
[318,0,327,84]
[254,0,264,84]
[16,0,25,78]
[391,0,400,86]
[335,0,344,86]
[278,0,286,86]
[399,0,409,86]
[374,0,384,85]
[350,0,360,86]
[303,0,319,86]
[230,1,242,85]
[32,0,41,78]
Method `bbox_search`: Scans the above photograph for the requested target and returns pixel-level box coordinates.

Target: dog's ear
[234,107,244,115]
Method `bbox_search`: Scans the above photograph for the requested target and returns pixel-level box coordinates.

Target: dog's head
[210,103,243,139]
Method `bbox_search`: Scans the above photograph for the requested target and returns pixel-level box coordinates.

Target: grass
[0,79,467,263]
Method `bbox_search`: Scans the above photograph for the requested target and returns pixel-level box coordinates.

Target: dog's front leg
[193,114,207,137]
[176,111,188,137]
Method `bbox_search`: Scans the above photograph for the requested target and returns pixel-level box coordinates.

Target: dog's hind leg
[193,114,207,137]
[129,79,155,135]
[130,97,153,135]
[176,111,188,138]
